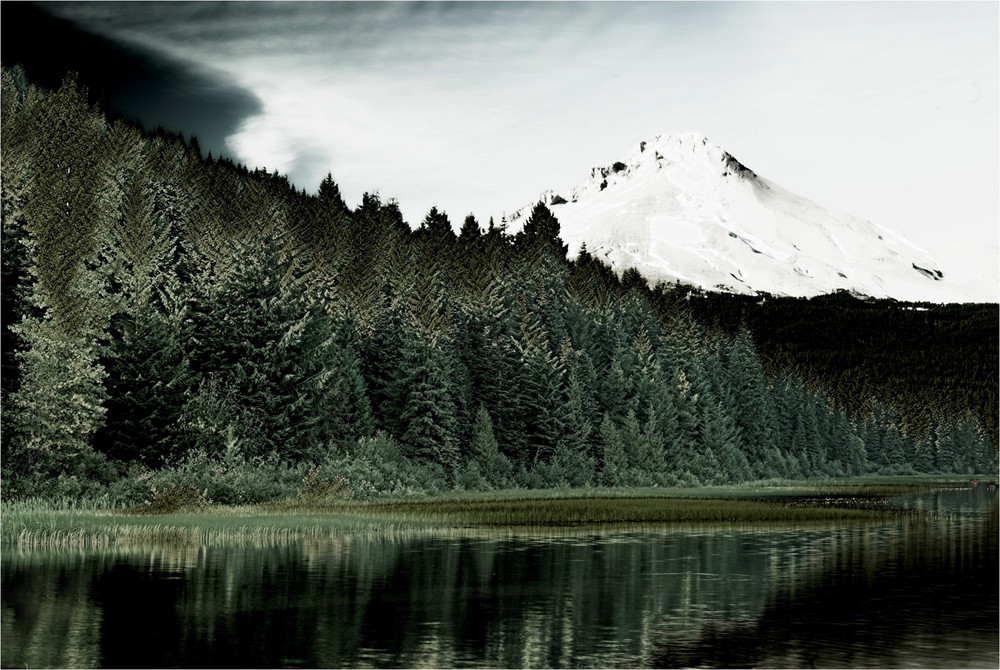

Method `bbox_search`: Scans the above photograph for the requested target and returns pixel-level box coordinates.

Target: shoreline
[3,476,993,550]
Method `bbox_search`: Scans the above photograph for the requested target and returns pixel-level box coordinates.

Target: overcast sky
[13,1,999,275]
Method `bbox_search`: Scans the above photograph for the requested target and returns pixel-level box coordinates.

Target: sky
[3,1,997,287]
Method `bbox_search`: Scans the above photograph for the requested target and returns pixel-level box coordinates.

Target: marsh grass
[1,498,438,549]
[345,495,910,527]
[5,476,987,549]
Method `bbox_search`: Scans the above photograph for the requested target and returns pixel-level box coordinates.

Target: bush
[302,433,447,501]
[529,446,596,489]
[142,482,211,513]
[455,463,491,491]
[146,445,304,505]
[299,468,353,502]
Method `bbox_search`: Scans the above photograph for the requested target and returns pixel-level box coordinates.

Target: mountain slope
[509,133,979,302]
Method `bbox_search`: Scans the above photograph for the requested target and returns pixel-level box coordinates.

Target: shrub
[455,463,491,491]
[144,445,304,505]
[143,482,211,513]
[300,468,353,502]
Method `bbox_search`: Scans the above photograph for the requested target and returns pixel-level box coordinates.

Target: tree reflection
[651,491,998,668]
[2,490,996,669]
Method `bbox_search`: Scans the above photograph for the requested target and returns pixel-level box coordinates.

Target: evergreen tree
[516,201,568,263]
[560,356,595,458]
[459,213,481,244]
[701,399,751,483]
[98,298,193,466]
[620,408,645,472]
[726,331,779,477]
[599,413,628,486]
[417,206,457,272]
[183,230,337,461]
[93,121,196,465]
[864,403,907,471]
[7,318,109,493]
[320,318,376,451]
[21,73,108,338]
[4,72,113,492]
[397,326,460,474]
[469,404,514,487]
[515,312,566,466]
[1,66,43,407]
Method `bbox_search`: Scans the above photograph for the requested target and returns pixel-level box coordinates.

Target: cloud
[32,1,999,250]
[2,2,262,158]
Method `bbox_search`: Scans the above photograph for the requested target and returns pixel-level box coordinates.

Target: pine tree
[469,404,513,487]
[320,318,376,451]
[515,312,566,466]
[516,201,568,263]
[599,413,628,486]
[864,403,906,471]
[725,331,779,477]
[98,298,193,466]
[417,206,457,273]
[620,408,645,472]
[664,368,702,476]
[701,399,750,483]
[397,326,460,474]
[459,213,481,244]
[7,318,108,491]
[1,66,43,407]
[93,121,195,466]
[183,229,339,461]
[21,73,108,339]
[4,73,113,492]
[560,358,595,457]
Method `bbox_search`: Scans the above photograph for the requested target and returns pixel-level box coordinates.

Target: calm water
[2,487,997,668]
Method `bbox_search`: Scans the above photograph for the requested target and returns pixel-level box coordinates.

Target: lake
[2,486,996,668]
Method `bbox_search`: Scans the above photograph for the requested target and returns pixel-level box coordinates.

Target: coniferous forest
[2,68,997,505]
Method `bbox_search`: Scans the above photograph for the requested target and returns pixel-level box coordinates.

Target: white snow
[508,133,995,303]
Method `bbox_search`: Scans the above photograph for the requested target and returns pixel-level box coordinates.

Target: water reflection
[653,491,998,668]
[2,489,997,669]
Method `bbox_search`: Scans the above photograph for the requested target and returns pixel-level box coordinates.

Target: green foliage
[300,469,353,503]
[319,433,448,500]
[6,320,110,491]
[136,445,303,507]
[1,67,994,507]
[142,482,212,514]
[678,290,999,446]
[516,201,568,263]
[469,405,515,488]
[599,414,628,486]
[397,328,460,472]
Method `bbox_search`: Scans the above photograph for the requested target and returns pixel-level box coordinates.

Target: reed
[350,495,910,527]
[1,502,434,549]
[5,478,969,549]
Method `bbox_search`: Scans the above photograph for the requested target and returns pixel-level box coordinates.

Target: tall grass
[350,495,914,527]
[3,479,952,550]
[0,500,440,549]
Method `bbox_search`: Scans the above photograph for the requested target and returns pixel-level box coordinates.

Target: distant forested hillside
[1,67,995,504]
[655,291,998,445]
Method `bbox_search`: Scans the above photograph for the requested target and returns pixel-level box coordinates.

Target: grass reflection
[5,478,987,550]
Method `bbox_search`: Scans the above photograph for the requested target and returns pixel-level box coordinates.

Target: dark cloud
[0,2,262,158]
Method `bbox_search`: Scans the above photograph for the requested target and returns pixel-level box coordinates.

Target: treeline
[1,68,995,503]
[669,291,998,446]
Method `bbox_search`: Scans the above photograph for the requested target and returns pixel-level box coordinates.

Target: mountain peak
[638,132,760,181]
[539,133,762,208]
[637,131,715,157]
[510,134,974,302]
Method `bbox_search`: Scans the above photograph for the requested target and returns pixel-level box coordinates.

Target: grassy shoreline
[2,476,993,550]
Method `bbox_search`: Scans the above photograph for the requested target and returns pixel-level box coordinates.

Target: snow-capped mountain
[508,133,984,302]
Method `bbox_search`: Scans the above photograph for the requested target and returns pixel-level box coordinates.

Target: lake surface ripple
[2,487,997,668]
